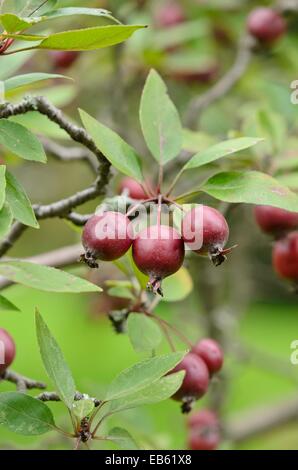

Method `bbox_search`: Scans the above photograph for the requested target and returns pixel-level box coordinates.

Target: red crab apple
[254,205,298,237]
[132,224,185,296]
[0,328,16,374]
[118,177,149,200]
[50,51,80,70]
[192,338,224,375]
[182,205,230,266]
[247,8,286,43]
[82,212,134,267]
[272,231,298,283]
[187,410,220,450]
[156,2,185,28]
[169,353,209,412]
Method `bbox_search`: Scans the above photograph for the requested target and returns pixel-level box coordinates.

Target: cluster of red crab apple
[81,177,225,415]
[254,206,298,289]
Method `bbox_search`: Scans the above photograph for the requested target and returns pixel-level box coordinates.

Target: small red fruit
[119,177,148,200]
[254,205,298,237]
[187,410,220,450]
[82,211,133,267]
[272,231,298,282]
[192,338,224,375]
[156,2,185,28]
[182,205,230,266]
[170,353,209,411]
[0,328,16,374]
[50,51,80,70]
[247,8,286,43]
[132,225,185,295]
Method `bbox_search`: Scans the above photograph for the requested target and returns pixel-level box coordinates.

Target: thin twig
[185,34,256,129]
[1,370,46,392]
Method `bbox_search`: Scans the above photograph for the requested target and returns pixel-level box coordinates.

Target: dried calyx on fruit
[187,410,220,451]
[182,205,231,266]
[247,8,287,43]
[132,224,185,296]
[0,328,16,374]
[272,231,298,288]
[192,338,224,375]
[81,211,134,268]
[254,205,298,238]
[168,353,210,413]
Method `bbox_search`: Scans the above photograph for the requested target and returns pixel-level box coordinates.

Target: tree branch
[41,138,98,173]
[36,391,101,406]
[0,369,46,392]
[0,95,111,186]
[226,395,298,442]
[185,34,256,129]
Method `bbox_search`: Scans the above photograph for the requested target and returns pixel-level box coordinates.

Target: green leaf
[0,166,6,211]
[5,171,38,228]
[276,173,298,191]
[140,69,182,165]
[162,267,193,302]
[36,310,76,409]
[127,313,162,353]
[107,286,135,300]
[107,427,139,450]
[72,398,95,420]
[105,351,185,401]
[43,7,117,23]
[4,73,70,92]
[37,25,146,51]
[80,109,143,182]
[0,13,42,33]
[0,49,35,81]
[108,371,185,414]
[0,260,102,293]
[0,294,20,311]
[183,137,263,171]
[201,171,298,211]
[0,120,46,163]
[0,392,55,435]
[256,109,286,156]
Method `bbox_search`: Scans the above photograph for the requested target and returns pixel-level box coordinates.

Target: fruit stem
[126,197,157,217]
[157,164,164,194]
[157,194,163,226]
[145,311,194,349]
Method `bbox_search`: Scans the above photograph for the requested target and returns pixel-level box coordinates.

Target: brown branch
[0,369,46,392]
[0,95,111,191]
[225,395,298,442]
[185,34,256,129]
[37,391,101,407]
[41,138,98,173]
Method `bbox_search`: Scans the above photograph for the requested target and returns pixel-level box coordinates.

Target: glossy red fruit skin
[182,206,229,265]
[156,2,185,27]
[132,225,185,294]
[272,232,298,281]
[50,51,80,69]
[247,8,286,43]
[254,205,298,237]
[0,328,16,374]
[170,353,209,401]
[82,212,133,263]
[192,338,224,375]
[119,177,148,200]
